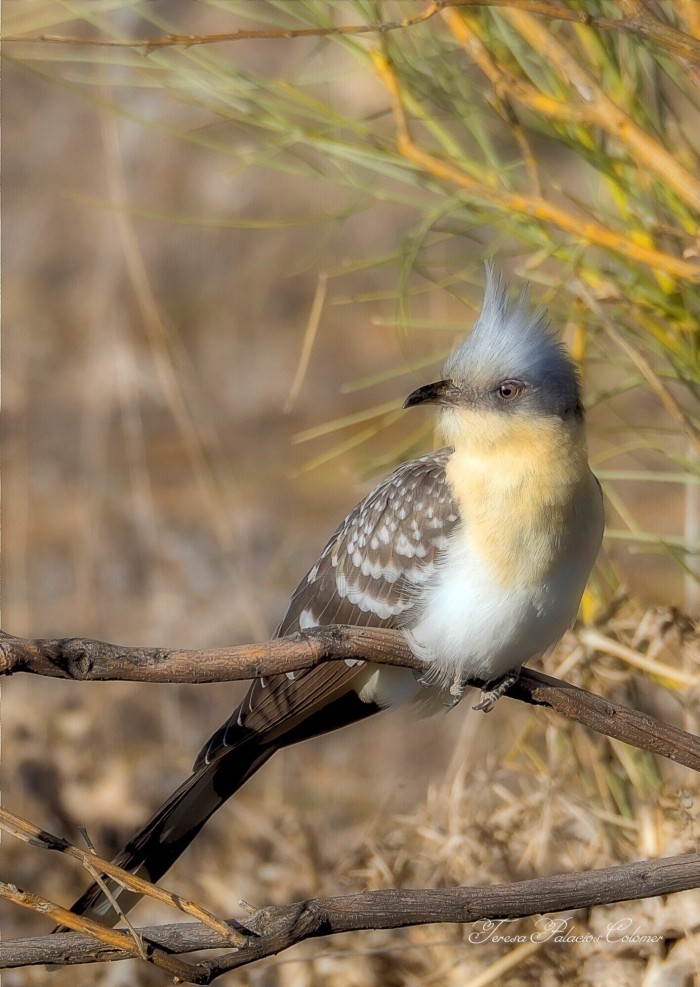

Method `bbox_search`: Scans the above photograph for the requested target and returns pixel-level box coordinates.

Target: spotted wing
[197,449,459,765]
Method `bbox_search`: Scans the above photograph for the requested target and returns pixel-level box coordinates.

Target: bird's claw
[413,667,432,688]
[472,670,519,713]
[444,673,467,708]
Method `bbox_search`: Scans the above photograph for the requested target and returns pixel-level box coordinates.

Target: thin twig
[2,0,447,48]
[4,1,700,64]
[500,6,700,213]
[0,807,245,948]
[0,881,200,981]
[578,626,700,686]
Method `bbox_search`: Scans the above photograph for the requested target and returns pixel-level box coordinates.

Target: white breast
[405,480,604,688]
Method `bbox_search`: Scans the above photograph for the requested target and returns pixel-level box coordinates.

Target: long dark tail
[64,687,382,927]
[65,738,275,926]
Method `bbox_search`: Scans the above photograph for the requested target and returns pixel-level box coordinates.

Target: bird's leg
[413,667,467,707]
[447,671,468,707]
[472,670,519,712]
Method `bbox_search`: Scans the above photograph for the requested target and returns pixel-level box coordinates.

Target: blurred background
[3,2,700,985]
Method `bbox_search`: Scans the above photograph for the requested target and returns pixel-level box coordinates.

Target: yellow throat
[441,406,594,588]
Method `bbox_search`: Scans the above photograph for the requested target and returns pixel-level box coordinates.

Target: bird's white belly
[356,538,590,710]
[404,526,592,687]
[355,469,603,709]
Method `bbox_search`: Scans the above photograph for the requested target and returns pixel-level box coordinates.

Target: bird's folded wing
[196,449,459,766]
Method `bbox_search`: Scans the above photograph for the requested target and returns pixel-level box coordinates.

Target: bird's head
[404,266,584,452]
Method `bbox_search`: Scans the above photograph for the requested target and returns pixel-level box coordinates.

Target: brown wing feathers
[65,450,460,925]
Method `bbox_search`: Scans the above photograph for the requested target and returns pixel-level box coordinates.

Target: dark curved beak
[403,379,462,409]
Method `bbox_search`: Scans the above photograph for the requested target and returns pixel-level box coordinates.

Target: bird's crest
[443,264,580,418]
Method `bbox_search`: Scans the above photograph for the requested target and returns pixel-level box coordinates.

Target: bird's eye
[496,380,525,401]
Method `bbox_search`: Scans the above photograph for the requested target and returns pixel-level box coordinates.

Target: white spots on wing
[344,658,365,668]
[286,671,296,681]
[279,449,460,634]
[343,584,407,619]
[298,608,317,629]
[432,535,452,551]
[362,560,402,583]
[394,531,415,557]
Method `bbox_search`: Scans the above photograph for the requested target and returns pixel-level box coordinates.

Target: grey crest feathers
[443,265,582,419]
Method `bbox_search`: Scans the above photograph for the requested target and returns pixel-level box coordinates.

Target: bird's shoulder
[277,448,460,636]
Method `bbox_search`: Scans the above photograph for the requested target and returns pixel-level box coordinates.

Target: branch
[1,0,447,47]
[499,6,700,214]
[4,626,700,978]
[3,1,699,65]
[3,853,700,980]
[2,625,700,773]
[0,807,244,947]
[371,52,700,282]
[443,6,700,214]
[0,881,201,982]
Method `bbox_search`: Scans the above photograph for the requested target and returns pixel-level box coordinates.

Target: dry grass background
[3,2,700,985]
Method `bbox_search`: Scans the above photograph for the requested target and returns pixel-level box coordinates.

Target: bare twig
[4,1,700,65]
[2,853,700,979]
[0,807,245,948]
[578,626,700,685]
[0,881,200,981]
[2,624,700,773]
[4,624,700,978]
[2,0,447,48]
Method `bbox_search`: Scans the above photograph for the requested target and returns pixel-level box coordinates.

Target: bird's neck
[444,415,593,587]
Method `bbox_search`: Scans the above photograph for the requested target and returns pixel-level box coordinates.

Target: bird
[66,267,604,925]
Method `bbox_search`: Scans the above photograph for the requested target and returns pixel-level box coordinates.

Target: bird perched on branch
[67,266,604,924]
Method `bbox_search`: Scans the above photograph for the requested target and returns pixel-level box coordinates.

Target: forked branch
[1,852,700,979]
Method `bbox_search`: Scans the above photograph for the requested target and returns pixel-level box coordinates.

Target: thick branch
[0,625,420,682]
[2,853,700,979]
[2,625,700,773]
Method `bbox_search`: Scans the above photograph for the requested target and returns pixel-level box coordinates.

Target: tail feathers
[64,740,274,927]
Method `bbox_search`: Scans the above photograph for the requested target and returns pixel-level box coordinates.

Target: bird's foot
[472,670,519,713]
[444,672,468,708]
[413,667,433,689]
